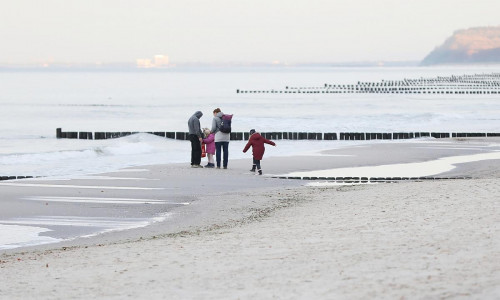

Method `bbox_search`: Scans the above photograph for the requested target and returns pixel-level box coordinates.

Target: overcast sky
[1,0,499,64]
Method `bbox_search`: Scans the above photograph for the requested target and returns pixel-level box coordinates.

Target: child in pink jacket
[202,128,215,168]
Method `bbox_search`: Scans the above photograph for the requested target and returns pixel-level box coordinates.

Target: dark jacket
[188,111,203,138]
[243,133,275,160]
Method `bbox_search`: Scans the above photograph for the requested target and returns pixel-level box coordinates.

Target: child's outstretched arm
[243,140,252,153]
[263,139,276,146]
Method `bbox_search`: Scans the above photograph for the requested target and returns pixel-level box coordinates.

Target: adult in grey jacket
[211,108,230,169]
[188,111,203,167]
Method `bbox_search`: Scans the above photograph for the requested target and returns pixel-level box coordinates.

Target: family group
[187,108,276,175]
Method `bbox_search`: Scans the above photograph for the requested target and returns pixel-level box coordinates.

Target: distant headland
[421,26,500,66]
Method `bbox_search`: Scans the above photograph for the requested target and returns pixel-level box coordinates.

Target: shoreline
[1,138,500,253]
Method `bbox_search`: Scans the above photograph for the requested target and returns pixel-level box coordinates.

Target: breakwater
[56,128,500,141]
[271,176,471,183]
[237,72,500,95]
[0,176,35,181]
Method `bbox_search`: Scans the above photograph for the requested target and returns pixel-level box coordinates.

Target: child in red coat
[242,129,276,175]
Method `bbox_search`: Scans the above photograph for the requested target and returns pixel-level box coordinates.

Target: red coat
[243,133,275,160]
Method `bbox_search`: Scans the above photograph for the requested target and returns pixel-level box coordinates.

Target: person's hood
[193,111,203,119]
[216,112,224,118]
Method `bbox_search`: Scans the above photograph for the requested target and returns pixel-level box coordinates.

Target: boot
[258,169,262,175]
[250,165,256,172]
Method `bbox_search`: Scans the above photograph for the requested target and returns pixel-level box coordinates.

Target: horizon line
[0,60,422,69]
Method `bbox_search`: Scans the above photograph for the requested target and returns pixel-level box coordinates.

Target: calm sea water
[0,66,499,177]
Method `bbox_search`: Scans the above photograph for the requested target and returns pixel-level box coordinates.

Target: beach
[1,10,500,299]
[1,139,499,299]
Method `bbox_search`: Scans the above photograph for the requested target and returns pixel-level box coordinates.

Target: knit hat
[249,129,256,135]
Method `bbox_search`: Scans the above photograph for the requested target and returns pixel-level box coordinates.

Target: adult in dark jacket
[242,129,276,175]
[188,111,203,168]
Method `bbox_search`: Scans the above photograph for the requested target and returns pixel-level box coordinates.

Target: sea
[1,65,499,250]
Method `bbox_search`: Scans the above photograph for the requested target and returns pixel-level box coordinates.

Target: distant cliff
[421,26,500,65]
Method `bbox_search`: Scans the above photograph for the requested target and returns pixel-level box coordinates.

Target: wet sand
[2,138,500,250]
[1,138,499,299]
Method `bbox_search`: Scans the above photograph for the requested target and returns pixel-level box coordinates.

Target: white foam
[0,224,61,250]
[79,213,172,238]
[0,213,173,249]
[1,216,152,228]
[0,182,168,190]
[0,134,346,178]
[286,151,500,178]
[68,176,158,181]
[1,215,169,236]
[23,196,190,205]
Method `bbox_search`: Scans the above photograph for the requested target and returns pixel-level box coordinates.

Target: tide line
[72,176,160,181]
[0,224,61,250]
[0,216,151,228]
[23,196,189,205]
[0,183,168,190]
[284,151,500,178]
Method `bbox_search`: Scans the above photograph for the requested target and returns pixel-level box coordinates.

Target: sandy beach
[2,8,500,298]
[1,139,499,299]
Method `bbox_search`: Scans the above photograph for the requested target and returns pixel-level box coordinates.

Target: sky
[1,0,499,65]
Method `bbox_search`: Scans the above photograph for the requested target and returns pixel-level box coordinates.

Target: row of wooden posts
[56,128,500,141]
[236,89,499,94]
[271,176,471,182]
[237,72,500,95]
[0,176,35,181]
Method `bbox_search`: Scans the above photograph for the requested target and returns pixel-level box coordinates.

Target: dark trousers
[215,141,229,168]
[189,134,201,165]
[253,158,261,169]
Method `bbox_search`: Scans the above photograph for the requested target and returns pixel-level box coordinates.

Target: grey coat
[211,112,230,142]
[188,111,203,138]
